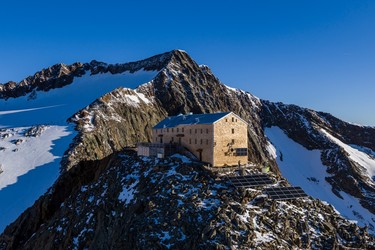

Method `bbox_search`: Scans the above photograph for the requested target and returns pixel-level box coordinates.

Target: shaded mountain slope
[261,101,375,218]
[0,50,374,248]
[1,151,373,249]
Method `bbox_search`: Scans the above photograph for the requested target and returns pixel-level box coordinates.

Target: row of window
[189,138,209,145]
[190,128,209,134]
[235,148,247,156]
[226,117,238,122]
[155,128,210,134]
[166,127,184,133]
[157,128,234,134]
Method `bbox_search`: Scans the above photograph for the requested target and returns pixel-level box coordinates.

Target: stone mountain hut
[138,112,248,167]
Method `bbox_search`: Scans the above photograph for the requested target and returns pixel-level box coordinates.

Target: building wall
[213,113,248,166]
[152,124,214,164]
[137,145,150,157]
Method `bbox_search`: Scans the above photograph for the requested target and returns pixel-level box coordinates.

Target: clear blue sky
[0,0,374,125]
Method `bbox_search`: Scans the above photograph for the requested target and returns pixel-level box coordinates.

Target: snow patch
[0,126,70,189]
[265,126,375,234]
[266,140,277,159]
[171,154,192,163]
[321,129,375,180]
[118,180,139,205]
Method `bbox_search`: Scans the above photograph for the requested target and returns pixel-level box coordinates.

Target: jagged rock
[0,50,374,249]
[24,125,48,137]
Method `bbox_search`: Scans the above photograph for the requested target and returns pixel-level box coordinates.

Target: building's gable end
[212,112,248,126]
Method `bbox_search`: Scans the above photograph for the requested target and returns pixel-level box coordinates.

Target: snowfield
[0,69,158,232]
[321,128,375,182]
[0,70,158,127]
[0,125,75,232]
[265,126,375,234]
[0,126,71,190]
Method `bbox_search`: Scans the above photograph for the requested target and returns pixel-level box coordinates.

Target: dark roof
[153,112,231,129]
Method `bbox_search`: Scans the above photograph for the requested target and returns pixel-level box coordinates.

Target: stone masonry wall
[152,124,214,164]
[213,113,248,166]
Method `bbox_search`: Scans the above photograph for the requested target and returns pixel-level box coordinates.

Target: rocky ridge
[1,151,373,249]
[261,101,375,215]
[0,50,374,248]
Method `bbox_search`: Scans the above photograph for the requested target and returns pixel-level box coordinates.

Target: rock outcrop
[0,50,374,249]
[261,101,375,215]
[1,151,373,249]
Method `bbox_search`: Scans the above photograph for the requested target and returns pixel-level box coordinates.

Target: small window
[232,128,235,134]
[189,138,191,144]
[226,118,228,122]
[190,129,192,134]
[177,128,179,132]
[195,129,197,134]
[182,128,184,133]
[232,139,235,144]
[201,129,203,134]
[172,128,174,132]
[232,117,234,122]
[206,139,209,145]
[206,128,208,134]
[200,139,203,144]
[235,148,247,156]
[236,119,238,122]
[171,137,174,142]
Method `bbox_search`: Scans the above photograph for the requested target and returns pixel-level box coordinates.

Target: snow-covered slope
[0,70,157,127]
[0,70,158,232]
[1,50,374,248]
[321,128,375,182]
[265,126,375,233]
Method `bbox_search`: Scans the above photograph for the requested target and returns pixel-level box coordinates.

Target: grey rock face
[0,50,374,249]
[1,152,373,249]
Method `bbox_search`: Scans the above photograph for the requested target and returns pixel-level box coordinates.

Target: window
[206,128,208,134]
[232,128,235,134]
[235,148,247,156]
[171,137,174,142]
[206,139,209,145]
[177,128,179,132]
[236,119,238,122]
[201,129,203,134]
[231,139,235,144]
[226,118,228,122]
[182,128,184,132]
[190,129,192,134]
[195,129,197,134]
[189,138,191,144]
[172,128,174,132]
[200,139,203,144]
[232,117,234,122]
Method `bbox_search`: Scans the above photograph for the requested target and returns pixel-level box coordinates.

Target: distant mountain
[0,50,374,249]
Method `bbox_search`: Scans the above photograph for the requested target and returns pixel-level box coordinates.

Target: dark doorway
[197,149,203,161]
